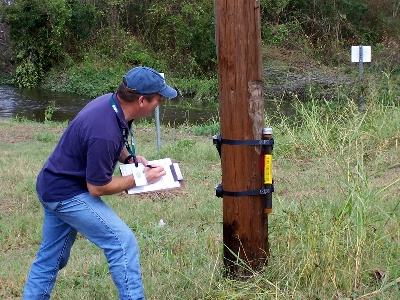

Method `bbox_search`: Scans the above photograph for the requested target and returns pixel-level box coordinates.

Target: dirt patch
[0,122,64,144]
[0,198,16,214]
[0,123,37,143]
[371,163,400,199]
[262,47,354,101]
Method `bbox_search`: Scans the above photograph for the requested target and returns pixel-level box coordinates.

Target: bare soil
[0,122,63,144]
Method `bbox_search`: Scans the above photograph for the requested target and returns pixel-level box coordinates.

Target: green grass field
[0,94,399,299]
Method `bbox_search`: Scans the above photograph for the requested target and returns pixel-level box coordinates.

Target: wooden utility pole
[215,0,267,273]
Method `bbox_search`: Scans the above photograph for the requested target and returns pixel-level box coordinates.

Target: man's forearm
[87,175,135,197]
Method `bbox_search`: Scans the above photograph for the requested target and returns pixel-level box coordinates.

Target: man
[23,66,177,299]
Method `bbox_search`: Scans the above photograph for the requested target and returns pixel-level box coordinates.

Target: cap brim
[159,85,178,98]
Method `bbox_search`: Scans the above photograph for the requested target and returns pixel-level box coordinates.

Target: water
[0,85,216,125]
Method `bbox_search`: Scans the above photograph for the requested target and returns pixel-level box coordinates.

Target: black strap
[215,184,274,198]
[213,134,274,146]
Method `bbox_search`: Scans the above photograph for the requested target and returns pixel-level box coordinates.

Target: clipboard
[119,158,184,195]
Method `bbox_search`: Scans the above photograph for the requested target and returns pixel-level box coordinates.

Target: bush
[14,58,44,88]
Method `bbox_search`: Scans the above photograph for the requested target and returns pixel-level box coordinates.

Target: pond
[0,85,217,126]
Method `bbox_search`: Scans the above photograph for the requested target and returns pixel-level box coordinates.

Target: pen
[146,164,157,168]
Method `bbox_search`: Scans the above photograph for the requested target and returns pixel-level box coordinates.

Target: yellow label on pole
[264,154,272,184]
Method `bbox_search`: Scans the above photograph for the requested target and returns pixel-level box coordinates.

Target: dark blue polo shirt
[37,93,127,202]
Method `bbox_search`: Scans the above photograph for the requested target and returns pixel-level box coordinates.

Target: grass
[0,90,399,299]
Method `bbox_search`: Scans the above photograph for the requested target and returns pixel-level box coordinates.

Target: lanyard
[109,94,135,156]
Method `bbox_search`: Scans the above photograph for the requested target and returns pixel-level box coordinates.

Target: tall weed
[253,88,400,298]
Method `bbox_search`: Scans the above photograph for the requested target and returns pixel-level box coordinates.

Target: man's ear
[138,95,145,107]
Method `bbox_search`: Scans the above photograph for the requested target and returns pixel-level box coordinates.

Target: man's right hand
[144,166,166,184]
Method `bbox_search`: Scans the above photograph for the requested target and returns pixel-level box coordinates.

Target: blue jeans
[23,192,145,300]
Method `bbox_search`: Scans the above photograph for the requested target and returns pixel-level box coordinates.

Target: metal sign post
[351,46,371,112]
[155,106,161,152]
[155,73,164,152]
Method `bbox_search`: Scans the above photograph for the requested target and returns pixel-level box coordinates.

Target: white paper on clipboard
[119,158,183,194]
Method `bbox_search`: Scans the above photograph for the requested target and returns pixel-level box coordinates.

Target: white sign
[351,46,371,63]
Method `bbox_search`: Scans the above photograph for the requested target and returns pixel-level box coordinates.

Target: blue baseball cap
[123,66,177,98]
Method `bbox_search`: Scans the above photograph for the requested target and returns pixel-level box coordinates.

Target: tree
[2,0,96,87]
